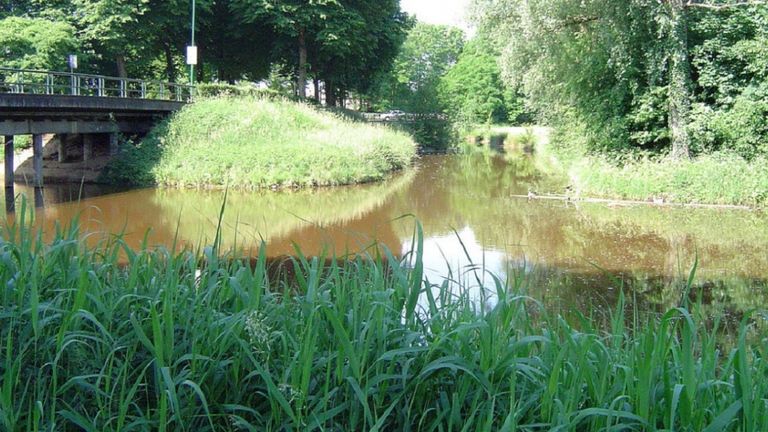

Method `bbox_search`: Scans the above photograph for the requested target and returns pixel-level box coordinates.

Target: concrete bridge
[1,67,193,208]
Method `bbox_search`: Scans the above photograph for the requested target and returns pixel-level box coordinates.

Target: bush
[195,82,277,99]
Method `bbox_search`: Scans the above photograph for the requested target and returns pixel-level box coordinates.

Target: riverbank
[101,97,417,189]
[466,125,768,208]
[565,153,768,208]
[1,219,766,431]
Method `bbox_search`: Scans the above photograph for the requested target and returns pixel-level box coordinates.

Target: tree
[232,0,350,98]
[439,38,509,124]
[0,16,78,70]
[370,22,464,112]
[473,0,767,159]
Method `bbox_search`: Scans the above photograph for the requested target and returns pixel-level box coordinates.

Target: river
[3,152,768,314]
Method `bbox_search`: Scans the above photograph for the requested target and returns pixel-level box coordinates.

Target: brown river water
[3,153,768,314]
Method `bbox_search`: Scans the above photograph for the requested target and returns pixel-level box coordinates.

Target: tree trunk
[297,28,307,99]
[326,80,336,107]
[313,78,320,103]
[116,56,128,78]
[163,42,176,83]
[668,0,692,159]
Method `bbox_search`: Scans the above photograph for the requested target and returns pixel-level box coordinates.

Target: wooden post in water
[109,132,119,156]
[4,135,13,186]
[33,134,43,187]
[83,134,93,161]
[58,134,68,162]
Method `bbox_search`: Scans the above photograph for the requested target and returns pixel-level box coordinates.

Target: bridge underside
[2,94,185,206]
[0,94,184,135]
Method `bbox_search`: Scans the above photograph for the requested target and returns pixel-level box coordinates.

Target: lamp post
[187,0,197,86]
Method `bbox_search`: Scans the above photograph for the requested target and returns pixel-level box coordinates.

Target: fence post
[120,79,127,98]
[46,74,52,95]
[159,83,165,99]
[99,78,105,97]
[141,81,147,98]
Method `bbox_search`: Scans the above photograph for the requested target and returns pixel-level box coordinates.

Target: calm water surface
[4,153,768,313]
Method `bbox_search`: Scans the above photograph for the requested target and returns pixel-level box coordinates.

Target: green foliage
[473,0,768,159]
[195,82,277,98]
[570,152,768,206]
[1,216,767,430]
[1,1,407,96]
[101,96,417,188]
[369,22,465,113]
[0,16,78,70]
[438,38,508,125]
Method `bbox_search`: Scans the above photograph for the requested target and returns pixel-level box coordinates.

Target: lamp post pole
[189,0,196,85]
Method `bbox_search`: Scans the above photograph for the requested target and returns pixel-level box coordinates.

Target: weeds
[0,209,766,430]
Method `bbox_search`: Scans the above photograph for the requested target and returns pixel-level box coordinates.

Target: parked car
[381,109,405,121]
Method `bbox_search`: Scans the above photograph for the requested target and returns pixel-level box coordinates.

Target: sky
[400,0,473,34]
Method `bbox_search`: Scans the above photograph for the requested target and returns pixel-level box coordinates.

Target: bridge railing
[0,67,195,102]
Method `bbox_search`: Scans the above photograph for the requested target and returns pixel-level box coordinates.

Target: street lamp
[186,0,197,86]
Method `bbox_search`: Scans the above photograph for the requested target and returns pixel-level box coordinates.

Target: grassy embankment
[465,125,768,207]
[1,206,767,431]
[100,96,417,189]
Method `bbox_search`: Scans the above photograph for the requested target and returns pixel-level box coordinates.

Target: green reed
[0,209,766,431]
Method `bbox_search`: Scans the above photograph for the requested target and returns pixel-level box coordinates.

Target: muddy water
[3,153,768,313]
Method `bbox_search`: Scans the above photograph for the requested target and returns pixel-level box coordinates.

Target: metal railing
[0,67,195,102]
[361,112,448,123]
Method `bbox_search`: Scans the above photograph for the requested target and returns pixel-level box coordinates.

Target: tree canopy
[472,0,768,159]
[0,0,409,105]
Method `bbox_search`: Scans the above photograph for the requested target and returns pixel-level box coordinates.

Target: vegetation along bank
[461,1,768,208]
[1,217,767,431]
[101,97,418,189]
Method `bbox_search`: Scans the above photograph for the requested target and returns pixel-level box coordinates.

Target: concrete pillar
[4,185,14,213]
[33,134,43,187]
[4,135,13,187]
[109,132,119,156]
[58,134,68,162]
[83,134,93,162]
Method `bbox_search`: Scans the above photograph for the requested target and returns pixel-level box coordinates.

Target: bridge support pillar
[4,135,13,187]
[33,134,43,187]
[83,134,94,162]
[109,133,119,156]
[58,134,68,162]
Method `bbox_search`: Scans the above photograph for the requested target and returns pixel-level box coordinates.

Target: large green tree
[0,16,78,70]
[439,37,514,124]
[474,0,768,159]
[370,22,464,112]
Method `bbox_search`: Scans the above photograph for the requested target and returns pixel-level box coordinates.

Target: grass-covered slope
[101,97,417,188]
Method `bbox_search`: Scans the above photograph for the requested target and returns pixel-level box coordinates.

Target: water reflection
[3,152,768,314]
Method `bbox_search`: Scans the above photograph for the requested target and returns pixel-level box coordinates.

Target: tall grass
[100,96,418,189]
[1,207,766,430]
[555,151,768,208]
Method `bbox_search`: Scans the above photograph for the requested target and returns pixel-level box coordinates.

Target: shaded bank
[101,96,418,189]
